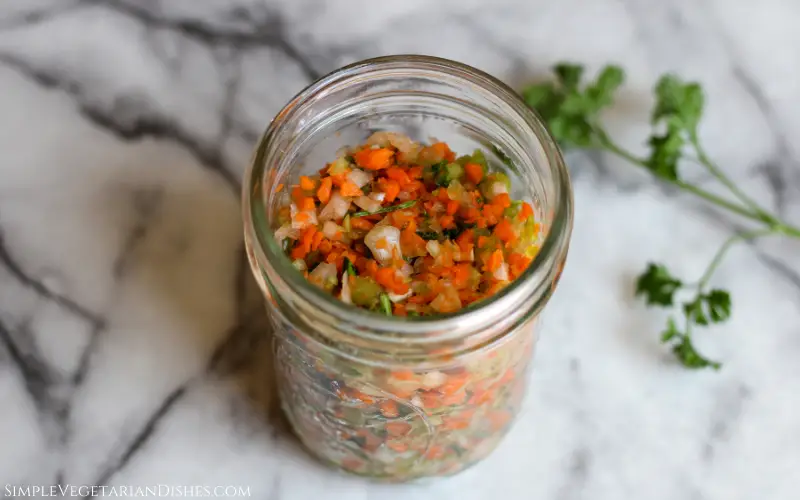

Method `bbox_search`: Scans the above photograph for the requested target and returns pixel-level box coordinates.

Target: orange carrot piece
[446,199,460,215]
[300,197,316,211]
[464,162,483,184]
[275,183,285,193]
[493,219,516,243]
[299,176,315,190]
[350,217,374,231]
[354,148,394,170]
[340,180,363,197]
[519,201,534,220]
[485,249,504,272]
[317,177,332,204]
[493,193,512,209]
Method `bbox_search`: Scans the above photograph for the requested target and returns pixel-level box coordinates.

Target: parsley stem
[689,132,773,222]
[697,228,775,291]
[594,128,767,223]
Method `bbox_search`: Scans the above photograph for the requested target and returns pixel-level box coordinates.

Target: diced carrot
[311,231,324,251]
[299,176,315,190]
[485,249,504,272]
[300,197,316,211]
[519,201,534,221]
[493,219,516,243]
[440,215,455,229]
[464,162,483,184]
[387,440,409,452]
[386,167,411,185]
[350,218,374,230]
[295,212,311,223]
[493,193,512,209]
[392,369,415,380]
[291,186,304,205]
[383,179,401,203]
[408,165,424,179]
[386,422,412,437]
[354,148,394,170]
[379,399,399,418]
[446,199,460,215]
[275,183,284,193]
[317,177,332,204]
[340,180,363,197]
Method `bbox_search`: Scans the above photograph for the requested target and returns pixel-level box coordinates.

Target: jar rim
[243,54,573,342]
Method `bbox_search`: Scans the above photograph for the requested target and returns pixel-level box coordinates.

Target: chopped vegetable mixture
[271,132,543,480]
[275,132,542,315]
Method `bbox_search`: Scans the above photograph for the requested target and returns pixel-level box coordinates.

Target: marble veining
[0,1,798,499]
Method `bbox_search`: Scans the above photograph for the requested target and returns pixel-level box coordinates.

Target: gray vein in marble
[702,383,751,463]
[88,0,321,82]
[0,52,240,192]
[0,0,83,31]
[0,232,103,328]
[85,385,187,499]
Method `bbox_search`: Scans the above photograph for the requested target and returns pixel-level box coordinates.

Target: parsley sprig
[523,64,800,369]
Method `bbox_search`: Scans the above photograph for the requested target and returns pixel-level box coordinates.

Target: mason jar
[243,55,573,481]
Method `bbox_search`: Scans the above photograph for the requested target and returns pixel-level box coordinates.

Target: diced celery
[328,156,351,175]
[351,276,382,308]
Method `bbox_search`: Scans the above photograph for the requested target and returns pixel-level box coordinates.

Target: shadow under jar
[243,55,573,481]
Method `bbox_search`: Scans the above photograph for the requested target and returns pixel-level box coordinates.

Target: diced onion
[426,240,441,257]
[369,192,386,203]
[388,290,412,302]
[309,263,338,290]
[346,168,372,188]
[322,220,340,239]
[365,225,402,266]
[319,192,350,221]
[493,262,510,281]
[340,271,352,304]
[290,203,317,229]
[490,181,509,198]
[275,223,299,244]
[354,195,382,213]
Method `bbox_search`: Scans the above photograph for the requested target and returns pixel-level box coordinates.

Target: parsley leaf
[683,289,732,326]
[521,64,625,148]
[652,75,704,131]
[671,335,721,370]
[635,263,683,306]
[646,118,684,181]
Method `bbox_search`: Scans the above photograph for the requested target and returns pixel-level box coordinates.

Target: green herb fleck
[352,200,417,218]
[380,293,392,316]
[635,263,682,306]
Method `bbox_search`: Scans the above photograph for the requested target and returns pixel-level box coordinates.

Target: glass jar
[243,55,573,481]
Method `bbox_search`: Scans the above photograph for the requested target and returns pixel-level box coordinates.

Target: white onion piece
[388,290,413,302]
[398,262,414,278]
[290,203,317,229]
[493,262,510,281]
[364,225,402,266]
[322,220,341,239]
[340,271,352,304]
[354,195,382,213]
[489,181,509,198]
[346,168,372,188]
[426,240,441,257]
[454,248,474,262]
[275,223,299,244]
[309,263,338,290]
[369,192,386,203]
[365,131,417,153]
[318,192,351,221]
[421,371,447,389]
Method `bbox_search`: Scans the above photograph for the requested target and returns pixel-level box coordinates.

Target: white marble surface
[1,1,799,498]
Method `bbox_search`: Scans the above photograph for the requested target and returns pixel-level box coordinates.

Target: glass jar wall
[243,55,573,481]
